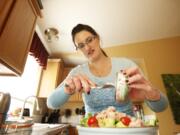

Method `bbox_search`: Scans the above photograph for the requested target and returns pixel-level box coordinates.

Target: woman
[47,24,168,116]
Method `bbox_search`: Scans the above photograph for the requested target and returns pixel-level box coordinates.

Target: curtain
[29,32,49,69]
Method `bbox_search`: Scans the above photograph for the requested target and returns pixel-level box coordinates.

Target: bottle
[41,112,48,123]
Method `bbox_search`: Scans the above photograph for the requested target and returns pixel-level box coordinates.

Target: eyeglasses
[76,36,96,50]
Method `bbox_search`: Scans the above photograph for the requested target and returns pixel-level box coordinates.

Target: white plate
[77,126,158,135]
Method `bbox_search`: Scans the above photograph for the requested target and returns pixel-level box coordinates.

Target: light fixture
[44,27,59,42]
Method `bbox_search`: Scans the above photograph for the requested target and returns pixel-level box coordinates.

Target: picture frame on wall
[161,74,180,124]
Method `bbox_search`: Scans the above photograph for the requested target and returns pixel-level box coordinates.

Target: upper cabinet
[38,59,64,98]
[0,0,42,76]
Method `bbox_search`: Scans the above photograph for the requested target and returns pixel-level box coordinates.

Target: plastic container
[77,126,158,135]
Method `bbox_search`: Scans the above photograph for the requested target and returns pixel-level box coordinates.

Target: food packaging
[115,72,129,102]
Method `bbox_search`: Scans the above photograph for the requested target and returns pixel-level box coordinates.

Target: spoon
[90,83,115,89]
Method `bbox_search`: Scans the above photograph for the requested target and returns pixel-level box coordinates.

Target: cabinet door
[61,67,83,102]
[68,127,78,135]
[38,60,62,97]
[68,93,80,102]
[68,127,75,135]
[61,67,72,82]
[0,0,14,35]
[0,0,37,75]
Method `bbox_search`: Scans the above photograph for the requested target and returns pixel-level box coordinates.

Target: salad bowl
[77,126,158,135]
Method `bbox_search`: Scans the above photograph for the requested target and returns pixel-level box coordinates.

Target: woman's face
[74,30,101,62]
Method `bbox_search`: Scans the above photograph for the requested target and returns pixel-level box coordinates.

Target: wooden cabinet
[38,63,83,101]
[68,91,83,102]
[68,126,78,135]
[61,67,83,102]
[61,67,72,83]
[0,0,41,76]
[38,59,64,97]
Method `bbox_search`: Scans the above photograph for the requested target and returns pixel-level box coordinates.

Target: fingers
[73,76,83,92]
[121,67,145,84]
[128,74,144,84]
[78,74,97,93]
[64,74,95,94]
[128,83,149,90]
[120,67,160,101]
[64,77,76,94]
[82,74,96,87]
[122,67,139,76]
[78,74,91,93]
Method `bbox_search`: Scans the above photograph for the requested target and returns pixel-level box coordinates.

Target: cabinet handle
[0,0,16,36]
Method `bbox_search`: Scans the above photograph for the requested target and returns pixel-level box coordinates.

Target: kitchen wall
[103,36,180,135]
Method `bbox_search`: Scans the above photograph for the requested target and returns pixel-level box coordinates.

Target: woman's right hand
[64,74,96,95]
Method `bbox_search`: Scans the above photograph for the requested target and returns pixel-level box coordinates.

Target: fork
[90,83,115,89]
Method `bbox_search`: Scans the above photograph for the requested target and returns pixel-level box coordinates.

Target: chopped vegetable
[116,121,127,128]
[120,116,131,126]
[87,116,99,127]
[80,106,158,128]
[80,113,92,127]
[104,118,116,128]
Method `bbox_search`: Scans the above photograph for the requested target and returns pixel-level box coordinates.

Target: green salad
[80,106,158,128]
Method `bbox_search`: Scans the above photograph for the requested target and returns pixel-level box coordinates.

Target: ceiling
[36,0,180,66]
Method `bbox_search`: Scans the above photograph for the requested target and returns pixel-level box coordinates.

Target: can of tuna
[115,72,129,102]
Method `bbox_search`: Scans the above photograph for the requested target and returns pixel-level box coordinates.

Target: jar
[115,72,129,102]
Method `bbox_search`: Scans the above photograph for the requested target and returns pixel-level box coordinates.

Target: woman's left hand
[122,67,161,101]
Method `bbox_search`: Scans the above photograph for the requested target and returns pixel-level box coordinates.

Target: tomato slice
[87,116,99,127]
[120,116,131,126]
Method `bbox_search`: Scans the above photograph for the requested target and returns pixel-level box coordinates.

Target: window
[0,55,41,115]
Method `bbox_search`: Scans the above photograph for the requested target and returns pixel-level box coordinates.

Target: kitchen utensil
[64,109,72,118]
[75,108,80,115]
[81,106,85,115]
[0,92,11,125]
[90,77,127,90]
[90,83,115,89]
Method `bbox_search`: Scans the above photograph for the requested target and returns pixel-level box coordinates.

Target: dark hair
[71,23,108,57]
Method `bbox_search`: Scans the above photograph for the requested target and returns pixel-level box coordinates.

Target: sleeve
[46,67,78,109]
[145,92,168,112]
[47,83,70,109]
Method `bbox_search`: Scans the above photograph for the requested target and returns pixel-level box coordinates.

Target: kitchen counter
[0,123,70,135]
[32,123,70,135]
